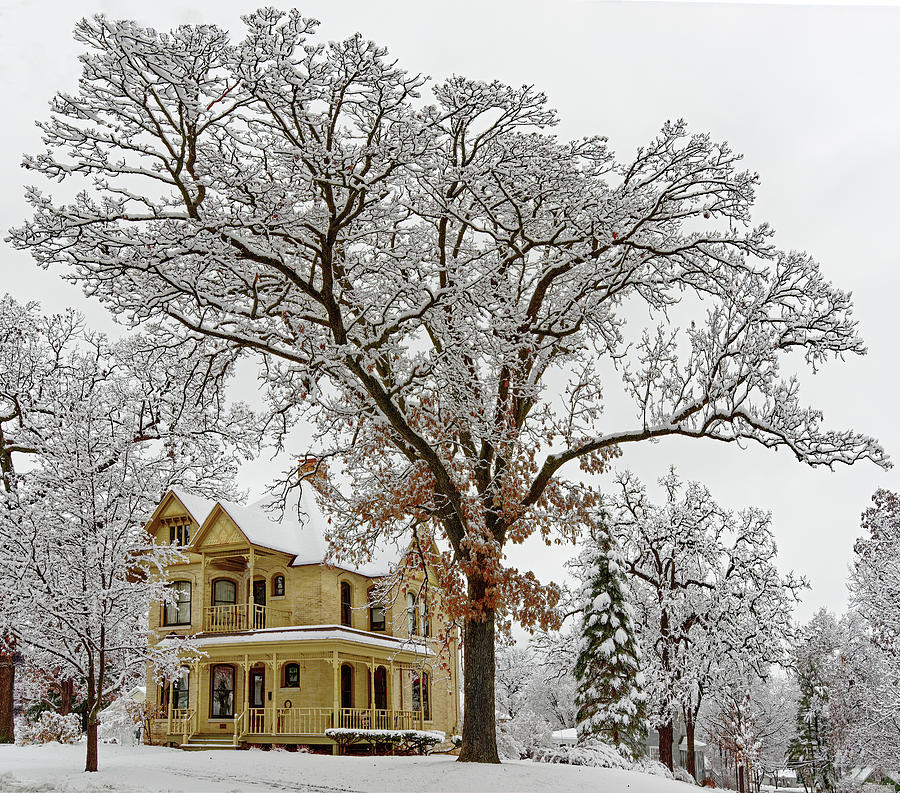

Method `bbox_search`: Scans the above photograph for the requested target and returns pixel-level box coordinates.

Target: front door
[249,668,265,733]
[252,580,266,628]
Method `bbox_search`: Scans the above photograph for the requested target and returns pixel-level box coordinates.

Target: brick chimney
[298,455,326,482]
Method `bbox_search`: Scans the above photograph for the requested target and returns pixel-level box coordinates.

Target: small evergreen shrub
[17,712,82,745]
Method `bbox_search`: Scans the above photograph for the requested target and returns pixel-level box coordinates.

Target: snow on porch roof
[190,624,434,655]
[171,486,403,577]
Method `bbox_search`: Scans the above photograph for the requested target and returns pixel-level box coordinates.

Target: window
[368,587,386,631]
[421,597,431,638]
[163,580,191,626]
[412,672,431,721]
[212,579,237,606]
[168,522,190,546]
[373,666,387,710]
[272,575,285,597]
[210,664,235,718]
[283,663,300,688]
[340,581,352,627]
[161,670,189,711]
[340,664,353,709]
[407,592,418,636]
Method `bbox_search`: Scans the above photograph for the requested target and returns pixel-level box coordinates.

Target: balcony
[203,603,291,633]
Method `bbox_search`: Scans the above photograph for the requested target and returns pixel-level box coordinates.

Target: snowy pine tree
[787,664,837,793]
[573,520,646,758]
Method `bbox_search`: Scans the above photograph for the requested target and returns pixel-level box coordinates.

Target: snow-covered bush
[17,712,81,745]
[508,709,554,754]
[450,735,462,748]
[531,741,630,769]
[673,766,696,784]
[323,728,444,755]
[495,720,525,760]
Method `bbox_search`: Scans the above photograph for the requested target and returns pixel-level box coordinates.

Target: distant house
[143,473,460,752]
[100,685,146,746]
[645,718,707,781]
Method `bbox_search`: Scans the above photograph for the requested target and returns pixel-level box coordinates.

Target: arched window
[212,578,236,606]
[373,666,388,710]
[163,580,191,626]
[368,587,386,631]
[420,597,431,638]
[407,592,418,636]
[210,664,235,718]
[412,671,431,721]
[340,664,353,709]
[283,662,300,688]
[272,574,285,597]
[340,581,352,627]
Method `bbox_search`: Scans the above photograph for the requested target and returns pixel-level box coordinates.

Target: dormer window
[168,521,190,546]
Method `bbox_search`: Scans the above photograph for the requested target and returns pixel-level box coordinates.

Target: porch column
[332,650,340,729]
[166,680,174,733]
[248,549,255,630]
[242,654,249,731]
[388,660,395,721]
[270,653,278,736]
[369,656,375,716]
[199,554,208,632]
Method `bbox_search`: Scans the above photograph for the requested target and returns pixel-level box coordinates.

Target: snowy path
[0,743,693,792]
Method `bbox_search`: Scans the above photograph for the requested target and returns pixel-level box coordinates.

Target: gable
[193,504,250,551]
[145,491,199,546]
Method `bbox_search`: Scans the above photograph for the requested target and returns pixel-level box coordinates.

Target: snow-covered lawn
[0,743,694,793]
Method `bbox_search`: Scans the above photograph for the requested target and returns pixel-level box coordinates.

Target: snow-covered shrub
[631,756,675,778]
[324,728,444,755]
[17,712,81,745]
[531,741,630,769]
[495,720,525,760]
[450,734,462,748]
[673,766,696,784]
[508,709,554,754]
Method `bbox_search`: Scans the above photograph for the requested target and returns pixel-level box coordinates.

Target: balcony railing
[203,603,291,633]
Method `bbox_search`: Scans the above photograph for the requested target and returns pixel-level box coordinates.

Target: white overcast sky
[1,0,899,624]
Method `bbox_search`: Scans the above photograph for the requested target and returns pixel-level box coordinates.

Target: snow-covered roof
[171,486,403,577]
[678,737,706,750]
[189,624,434,655]
[552,728,577,745]
[169,488,218,527]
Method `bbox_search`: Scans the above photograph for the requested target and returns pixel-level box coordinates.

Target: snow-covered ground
[0,743,695,793]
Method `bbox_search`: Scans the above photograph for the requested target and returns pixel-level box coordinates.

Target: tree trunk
[59,679,73,716]
[657,721,674,772]
[85,662,98,772]
[684,708,697,781]
[457,579,499,764]
[738,762,746,793]
[0,646,14,744]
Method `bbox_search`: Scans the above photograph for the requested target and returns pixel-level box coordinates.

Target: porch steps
[179,735,239,751]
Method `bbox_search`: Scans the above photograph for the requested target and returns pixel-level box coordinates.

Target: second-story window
[213,578,237,606]
[340,581,352,627]
[272,575,285,597]
[407,592,418,636]
[163,580,191,626]
[368,587,386,631]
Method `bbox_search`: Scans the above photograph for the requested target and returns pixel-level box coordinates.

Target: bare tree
[10,10,887,761]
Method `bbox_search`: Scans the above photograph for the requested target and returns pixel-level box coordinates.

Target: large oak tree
[10,10,887,761]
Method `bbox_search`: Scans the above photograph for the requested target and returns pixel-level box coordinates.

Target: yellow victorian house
[143,471,460,752]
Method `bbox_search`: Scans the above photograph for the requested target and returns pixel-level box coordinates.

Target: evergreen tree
[574,520,647,757]
[787,665,836,792]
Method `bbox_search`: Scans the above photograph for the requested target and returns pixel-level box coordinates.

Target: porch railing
[233,710,245,746]
[235,707,422,737]
[203,603,291,633]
